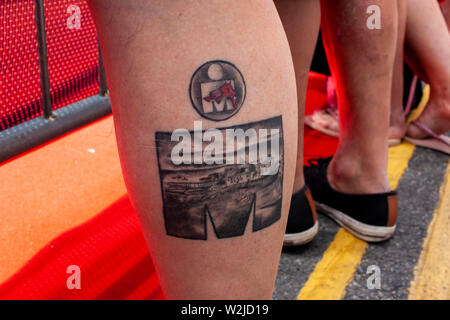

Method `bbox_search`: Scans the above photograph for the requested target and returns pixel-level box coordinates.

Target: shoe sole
[315,202,396,242]
[283,221,319,246]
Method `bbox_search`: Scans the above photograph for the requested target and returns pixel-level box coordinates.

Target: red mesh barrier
[44,0,99,111]
[0,0,42,131]
[0,0,100,132]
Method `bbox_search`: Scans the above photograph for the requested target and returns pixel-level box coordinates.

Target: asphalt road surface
[274,143,449,300]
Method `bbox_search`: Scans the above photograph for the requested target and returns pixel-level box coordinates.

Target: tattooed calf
[189,60,246,121]
[170,120,280,175]
[155,116,284,240]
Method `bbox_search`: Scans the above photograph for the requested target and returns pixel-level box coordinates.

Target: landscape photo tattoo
[155,116,284,240]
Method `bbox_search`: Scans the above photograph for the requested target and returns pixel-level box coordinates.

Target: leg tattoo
[156,116,284,240]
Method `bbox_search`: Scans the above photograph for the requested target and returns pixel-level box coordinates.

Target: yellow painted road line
[297,142,416,300]
[297,229,367,300]
[409,161,450,300]
[387,142,416,189]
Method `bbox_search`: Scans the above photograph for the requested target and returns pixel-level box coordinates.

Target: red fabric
[0,72,336,300]
[0,196,164,300]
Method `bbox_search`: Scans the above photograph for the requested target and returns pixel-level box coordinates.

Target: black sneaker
[284,185,319,246]
[304,157,397,242]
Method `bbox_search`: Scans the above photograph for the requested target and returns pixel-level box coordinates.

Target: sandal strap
[411,120,450,147]
[403,75,419,117]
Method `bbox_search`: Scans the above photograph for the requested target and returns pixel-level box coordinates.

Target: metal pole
[98,43,108,96]
[34,0,53,118]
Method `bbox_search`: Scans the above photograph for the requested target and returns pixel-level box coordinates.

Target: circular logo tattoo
[189,60,246,121]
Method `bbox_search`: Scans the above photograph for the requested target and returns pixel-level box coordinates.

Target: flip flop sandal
[403,76,450,155]
[404,121,450,155]
[304,76,401,147]
[305,76,340,137]
[305,108,402,146]
[304,108,339,138]
[304,74,450,150]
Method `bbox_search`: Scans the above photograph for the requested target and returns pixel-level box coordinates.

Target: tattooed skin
[156,116,284,240]
[155,61,283,240]
[189,60,246,121]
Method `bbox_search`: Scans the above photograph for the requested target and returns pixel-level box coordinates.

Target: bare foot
[406,91,450,138]
[312,110,339,132]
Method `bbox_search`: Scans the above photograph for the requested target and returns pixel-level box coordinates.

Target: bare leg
[88,0,299,299]
[404,0,450,138]
[390,0,408,140]
[321,0,397,194]
[441,0,450,29]
[275,0,321,193]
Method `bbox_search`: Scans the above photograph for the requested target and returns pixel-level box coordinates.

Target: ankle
[430,80,450,102]
[429,89,450,117]
[292,176,306,194]
[328,154,390,194]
